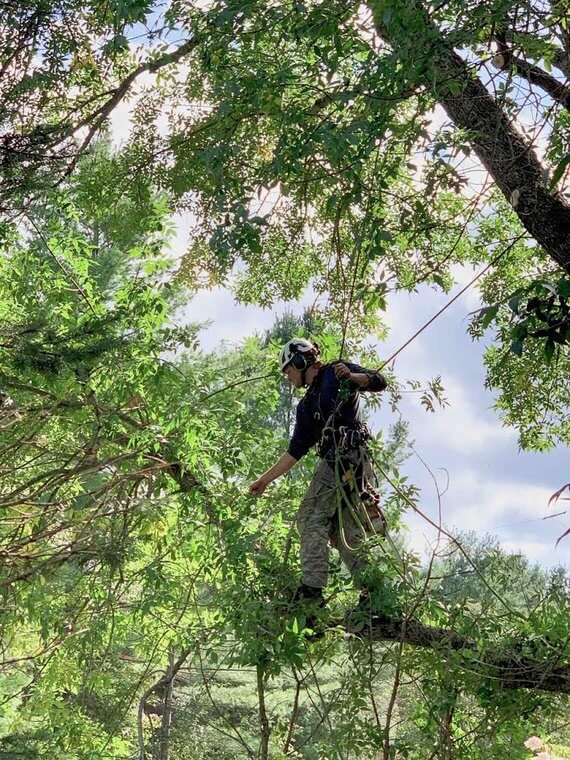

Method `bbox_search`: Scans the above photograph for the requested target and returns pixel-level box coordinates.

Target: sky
[107,51,569,574]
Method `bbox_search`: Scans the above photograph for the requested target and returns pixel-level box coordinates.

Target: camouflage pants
[298,448,379,589]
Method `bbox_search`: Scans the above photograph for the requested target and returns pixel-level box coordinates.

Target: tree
[1,8,570,758]
[0,1,195,211]
[134,0,570,446]
[2,1,569,445]
[0,165,567,755]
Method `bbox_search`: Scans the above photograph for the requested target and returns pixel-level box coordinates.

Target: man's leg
[297,458,337,590]
[329,501,369,586]
[329,448,376,586]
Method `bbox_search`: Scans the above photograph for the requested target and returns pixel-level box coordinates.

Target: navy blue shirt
[287,362,387,461]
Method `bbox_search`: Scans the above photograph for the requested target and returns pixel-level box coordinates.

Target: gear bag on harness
[318,405,386,538]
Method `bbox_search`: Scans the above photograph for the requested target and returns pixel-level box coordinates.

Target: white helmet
[279,339,319,372]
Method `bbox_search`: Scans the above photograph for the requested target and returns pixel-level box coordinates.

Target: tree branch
[137,647,193,760]
[492,42,570,112]
[368,0,570,276]
[69,38,200,143]
[553,48,570,78]
[342,615,570,695]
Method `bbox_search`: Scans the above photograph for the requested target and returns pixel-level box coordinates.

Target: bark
[155,652,175,760]
[257,665,271,760]
[436,48,570,275]
[553,48,570,78]
[492,51,570,112]
[368,0,570,276]
[138,648,192,760]
[342,615,570,695]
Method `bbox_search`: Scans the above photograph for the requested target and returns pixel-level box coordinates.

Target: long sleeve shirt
[287,361,387,461]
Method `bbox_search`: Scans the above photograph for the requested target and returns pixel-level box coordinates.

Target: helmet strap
[300,357,317,386]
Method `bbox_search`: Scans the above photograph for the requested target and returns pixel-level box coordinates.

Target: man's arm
[333,362,387,391]
[249,452,298,495]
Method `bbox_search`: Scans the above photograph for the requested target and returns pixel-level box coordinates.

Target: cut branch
[437,50,570,274]
[492,45,570,112]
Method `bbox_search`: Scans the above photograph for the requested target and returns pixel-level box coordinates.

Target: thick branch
[553,48,570,78]
[437,49,570,274]
[492,46,570,111]
[343,616,570,694]
[368,1,570,276]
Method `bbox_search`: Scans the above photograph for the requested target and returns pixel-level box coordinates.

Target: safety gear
[359,489,387,537]
[279,338,319,372]
[290,583,326,633]
[318,421,372,460]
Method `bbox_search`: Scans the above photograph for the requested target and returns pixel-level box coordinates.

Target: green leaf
[103,34,129,55]
[550,154,570,188]
[508,295,521,314]
[480,304,499,329]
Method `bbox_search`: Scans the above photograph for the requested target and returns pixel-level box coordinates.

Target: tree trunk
[257,664,271,760]
[138,648,192,760]
[436,48,570,275]
[154,652,175,760]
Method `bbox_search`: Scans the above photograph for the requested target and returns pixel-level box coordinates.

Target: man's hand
[249,453,297,495]
[333,362,352,380]
[334,363,372,389]
[250,476,270,495]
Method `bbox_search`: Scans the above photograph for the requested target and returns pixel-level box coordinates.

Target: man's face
[282,364,304,388]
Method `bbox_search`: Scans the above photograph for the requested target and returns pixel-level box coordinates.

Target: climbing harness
[316,376,388,548]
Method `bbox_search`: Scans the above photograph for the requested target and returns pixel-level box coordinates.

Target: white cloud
[394,470,569,567]
[185,286,316,351]
[178,282,568,569]
[501,538,563,563]
[449,262,483,312]
[187,287,273,348]
[417,374,514,454]
[447,471,554,530]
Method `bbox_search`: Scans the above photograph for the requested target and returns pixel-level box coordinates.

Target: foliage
[1,4,570,758]
[467,214,570,449]
[2,0,570,444]
[0,174,568,757]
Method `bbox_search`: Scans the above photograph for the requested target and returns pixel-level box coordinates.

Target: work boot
[290,583,326,632]
[291,582,324,603]
[345,589,402,632]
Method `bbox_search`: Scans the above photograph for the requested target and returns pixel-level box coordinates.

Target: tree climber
[250,338,388,622]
